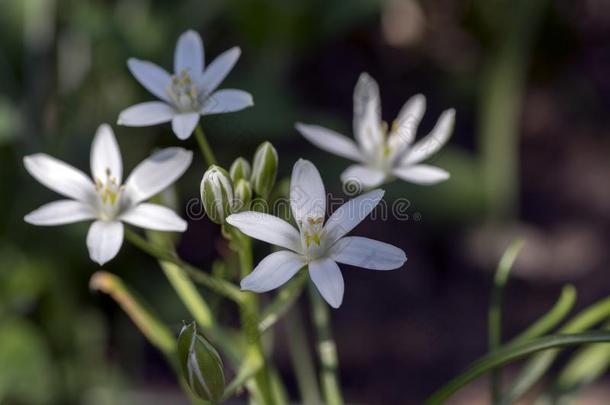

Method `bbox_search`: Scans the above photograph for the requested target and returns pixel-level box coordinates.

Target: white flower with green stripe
[296,72,455,189]
[118,30,253,140]
[226,159,406,308]
[24,124,192,265]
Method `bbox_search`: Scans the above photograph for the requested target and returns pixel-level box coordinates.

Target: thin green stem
[424,331,610,405]
[194,125,217,166]
[488,238,524,403]
[232,230,276,405]
[309,283,344,405]
[160,261,215,329]
[285,304,323,405]
[90,271,176,354]
[124,228,243,303]
[259,270,307,333]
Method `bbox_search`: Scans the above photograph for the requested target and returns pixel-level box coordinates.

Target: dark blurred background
[1,0,610,404]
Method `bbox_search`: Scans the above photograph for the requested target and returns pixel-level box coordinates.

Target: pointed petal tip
[358,71,372,81]
[412,93,427,107]
[23,213,34,224]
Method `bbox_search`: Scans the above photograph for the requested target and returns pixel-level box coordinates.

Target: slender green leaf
[488,238,524,401]
[501,294,610,404]
[510,285,577,344]
[424,332,610,405]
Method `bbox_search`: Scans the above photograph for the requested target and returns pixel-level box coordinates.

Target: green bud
[201,165,234,224]
[251,141,278,198]
[233,179,252,212]
[177,322,225,402]
[229,157,251,183]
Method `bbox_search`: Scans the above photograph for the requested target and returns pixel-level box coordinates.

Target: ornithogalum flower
[24,124,192,265]
[118,30,253,140]
[226,159,406,308]
[296,73,455,189]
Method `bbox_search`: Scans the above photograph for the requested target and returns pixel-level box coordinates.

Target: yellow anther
[391,120,399,133]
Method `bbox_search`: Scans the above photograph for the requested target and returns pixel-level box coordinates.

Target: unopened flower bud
[201,165,233,224]
[251,142,278,198]
[229,157,251,183]
[177,322,225,402]
[233,179,253,212]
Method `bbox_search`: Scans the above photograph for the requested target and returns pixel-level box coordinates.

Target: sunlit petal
[329,236,406,270]
[226,211,302,253]
[91,124,122,183]
[86,220,124,265]
[309,258,344,308]
[121,203,187,232]
[125,147,193,203]
[240,250,305,292]
[25,200,96,226]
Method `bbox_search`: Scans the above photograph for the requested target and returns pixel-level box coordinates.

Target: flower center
[299,216,326,260]
[167,70,200,112]
[95,168,125,220]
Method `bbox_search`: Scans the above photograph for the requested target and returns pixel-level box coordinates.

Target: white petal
[24,154,96,203]
[172,112,200,140]
[295,123,363,162]
[86,220,124,265]
[174,30,204,76]
[120,203,187,232]
[392,164,449,185]
[387,94,426,157]
[323,189,384,245]
[91,124,122,183]
[402,108,455,165]
[340,164,386,189]
[198,47,241,94]
[329,236,406,270]
[125,148,193,203]
[240,250,305,293]
[290,159,326,224]
[309,258,344,308]
[24,200,96,226]
[353,72,383,156]
[127,58,172,102]
[226,212,301,253]
[117,102,175,127]
[201,89,253,115]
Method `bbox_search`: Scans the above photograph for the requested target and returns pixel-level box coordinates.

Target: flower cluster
[24,29,455,307]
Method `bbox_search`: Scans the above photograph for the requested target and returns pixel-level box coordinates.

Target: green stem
[309,283,344,405]
[488,239,524,403]
[259,270,307,333]
[90,271,176,354]
[479,0,550,220]
[159,261,215,329]
[233,231,276,405]
[424,331,610,405]
[194,125,217,166]
[124,228,243,303]
[285,304,323,405]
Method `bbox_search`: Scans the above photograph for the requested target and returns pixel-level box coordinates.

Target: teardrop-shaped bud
[251,142,278,198]
[229,157,251,184]
[177,321,225,402]
[201,165,234,224]
[233,179,253,212]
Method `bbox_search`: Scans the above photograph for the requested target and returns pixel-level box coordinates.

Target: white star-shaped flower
[118,30,253,140]
[24,124,192,265]
[226,159,406,308]
[296,72,455,189]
